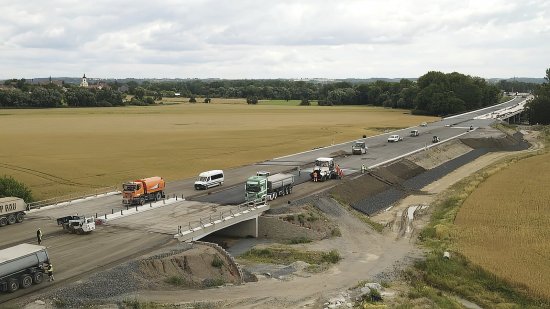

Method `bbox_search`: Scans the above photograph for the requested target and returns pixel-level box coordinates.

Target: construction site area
[7,125,539,309]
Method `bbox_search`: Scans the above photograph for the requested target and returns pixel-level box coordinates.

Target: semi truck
[56,215,96,234]
[0,197,26,227]
[0,244,49,293]
[245,172,295,202]
[122,176,166,205]
[310,157,340,181]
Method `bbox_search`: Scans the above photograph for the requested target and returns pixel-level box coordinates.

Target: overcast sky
[1,0,548,79]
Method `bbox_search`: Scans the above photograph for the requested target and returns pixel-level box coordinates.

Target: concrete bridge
[474,96,529,124]
[174,200,269,242]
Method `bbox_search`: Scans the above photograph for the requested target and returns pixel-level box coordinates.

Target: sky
[0,0,549,80]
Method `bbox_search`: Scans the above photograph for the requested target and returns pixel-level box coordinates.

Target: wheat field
[0,103,435,200]
[455,152,550,300]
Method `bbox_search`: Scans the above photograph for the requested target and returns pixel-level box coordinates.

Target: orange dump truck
[122,177,166,205]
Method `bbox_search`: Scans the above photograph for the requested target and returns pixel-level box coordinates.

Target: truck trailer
[0,197,26,227]
[0,244,49,293]
[122,176,166,205]
[245,173,295,202]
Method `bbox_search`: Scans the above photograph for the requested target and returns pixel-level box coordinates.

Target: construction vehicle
[0,244,50,293]
[56,215,96,234]
[310,157,341,181]
[122,176,166,205]
[245,172,294,202]
[0,197,26,227]
[351,141,368,154]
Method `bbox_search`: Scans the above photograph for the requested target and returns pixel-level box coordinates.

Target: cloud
[0,0,548,78]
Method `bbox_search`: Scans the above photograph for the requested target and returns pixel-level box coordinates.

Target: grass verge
[405,129,550,308]
[239,246,341,265]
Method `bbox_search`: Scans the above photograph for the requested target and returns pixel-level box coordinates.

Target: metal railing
[177,198,267,236]
[27,186,119,210]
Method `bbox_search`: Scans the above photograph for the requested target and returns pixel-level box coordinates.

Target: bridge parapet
[175,199,269,242]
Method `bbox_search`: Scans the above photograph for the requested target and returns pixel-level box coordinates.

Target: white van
[194,170,224,190]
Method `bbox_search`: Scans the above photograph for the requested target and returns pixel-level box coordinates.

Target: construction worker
[37,228,42,245]
[361,164,366,174]
[337,165,344,179]
[46,263,54,281]
[313,171,318,182]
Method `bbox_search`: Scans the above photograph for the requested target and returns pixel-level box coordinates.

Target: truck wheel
[288,187,292,194]
[7,214,16,225]
[33,271,44,284]
[272,192,278,200]
[16,212,24,223]
[139,197,145,205]
[8,279,19,292]
[155,192,161,201]
[21,274,33,289]
[0,217,7,227]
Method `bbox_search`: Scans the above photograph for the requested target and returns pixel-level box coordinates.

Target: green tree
[0,176,33,202]
[65,88,97,107]
[526,68,550,124]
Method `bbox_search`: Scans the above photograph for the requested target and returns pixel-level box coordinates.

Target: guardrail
[26,186,119,210]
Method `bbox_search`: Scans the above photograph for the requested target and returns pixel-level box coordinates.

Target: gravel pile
[48,262,140,307]
[43,244,194,307]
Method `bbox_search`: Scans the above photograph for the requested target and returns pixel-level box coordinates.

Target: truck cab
[311,157,339,181]
[245,175,268,202]
[351,141,367,154]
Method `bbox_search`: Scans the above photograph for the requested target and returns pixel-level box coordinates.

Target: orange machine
[122,176,166,205]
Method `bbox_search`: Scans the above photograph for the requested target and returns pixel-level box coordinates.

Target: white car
[387,135,403,142]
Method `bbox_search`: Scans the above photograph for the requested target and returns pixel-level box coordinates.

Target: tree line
[526,68,550,125]
[0,71,538,116]
[0,83,126,108]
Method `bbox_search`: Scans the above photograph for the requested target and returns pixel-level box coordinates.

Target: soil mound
[461,131,530,151]
[138,244,240,289]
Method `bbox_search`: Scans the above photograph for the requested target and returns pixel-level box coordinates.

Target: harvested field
[455,151,550,300]
[0,104,435,200]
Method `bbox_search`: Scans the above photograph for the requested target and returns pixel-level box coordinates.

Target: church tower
[80,73,88,87]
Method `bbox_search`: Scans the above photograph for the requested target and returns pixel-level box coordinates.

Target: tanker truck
[0,244,50,293]
[0,197,26,227]
[245,172,294,202]
[122,176,166,205]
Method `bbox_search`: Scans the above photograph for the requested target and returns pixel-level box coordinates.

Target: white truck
[310,157,340,181]
[387,135,403,142]
[245,172,295,202]
[56,215,96,234]
[0,197,26,227]
[0,244,50,293]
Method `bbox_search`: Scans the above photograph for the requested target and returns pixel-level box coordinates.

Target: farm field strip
[0,103,436,200]
[455,151,550,300]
